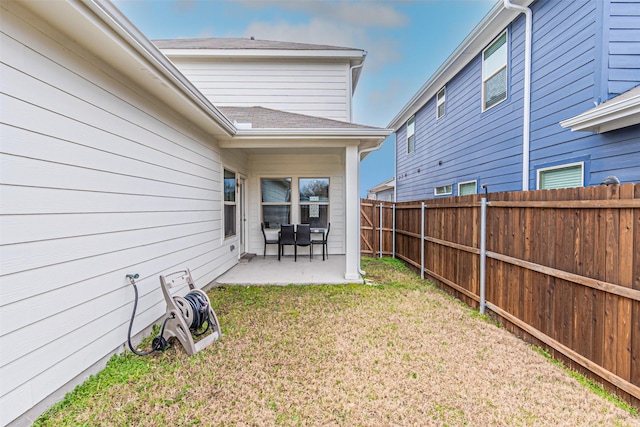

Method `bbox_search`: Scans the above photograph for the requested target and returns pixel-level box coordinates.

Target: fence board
[618,184,634,383]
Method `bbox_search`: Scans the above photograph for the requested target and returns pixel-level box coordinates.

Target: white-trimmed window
[406,116,415,154]
[261,178,291,229]
[223,168,236,238]
[482,31,508,111]
[458,180,477,196]
[434,184,453,196]
[537,162,584,190]
[299,178,329,228]
[437,86,446,119]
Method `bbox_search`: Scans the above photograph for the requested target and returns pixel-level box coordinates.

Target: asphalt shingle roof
[153,37,360,52]
[217,106,382,130]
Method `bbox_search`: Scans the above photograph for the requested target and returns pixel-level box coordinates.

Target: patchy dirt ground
[39,258,639,426]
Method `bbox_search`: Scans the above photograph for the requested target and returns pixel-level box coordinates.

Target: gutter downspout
[503,0,532,191]
[349,61,365,122]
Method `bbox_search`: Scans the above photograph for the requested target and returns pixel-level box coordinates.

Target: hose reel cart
[159,269,221,355]
[127,269,221,356]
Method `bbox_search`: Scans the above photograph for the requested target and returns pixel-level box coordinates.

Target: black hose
[127,281,168,356]
[184,292,211,336]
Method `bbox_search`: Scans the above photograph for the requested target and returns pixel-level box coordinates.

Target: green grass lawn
[35,258,638,426]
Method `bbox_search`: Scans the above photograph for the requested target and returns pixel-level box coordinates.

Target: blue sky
[113,0,495,196]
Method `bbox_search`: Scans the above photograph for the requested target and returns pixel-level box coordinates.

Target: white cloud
[280,1,409,28]
[236,0,408,28]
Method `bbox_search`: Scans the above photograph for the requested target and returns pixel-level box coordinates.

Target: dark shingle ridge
[217,106,382,130]
[153,37,360,52]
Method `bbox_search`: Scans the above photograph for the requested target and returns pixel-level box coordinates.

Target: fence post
[379,203,383,258]
[392,204,396,258]
[421,202,425,280]
[479,196,487,314]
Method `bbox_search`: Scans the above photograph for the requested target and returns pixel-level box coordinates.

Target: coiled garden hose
[183,292,211,336]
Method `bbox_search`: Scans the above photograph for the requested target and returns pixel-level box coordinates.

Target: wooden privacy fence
[360,183,640,408]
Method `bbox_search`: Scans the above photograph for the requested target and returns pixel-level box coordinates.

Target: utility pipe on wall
[421,202,425,280]
[503,0,532,191]
[392,204,396,258]
[479,196,488,314]
[379,203,384,258]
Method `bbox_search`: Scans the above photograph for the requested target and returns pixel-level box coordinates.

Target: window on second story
[406,116,415,154]
[437,86,446,119]
[482,31,508,111]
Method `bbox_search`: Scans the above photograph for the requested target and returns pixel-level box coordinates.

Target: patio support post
[379,202,383,258]
[421,202,425,280]
[345,144,361,281]
[479,196,488,314]
[392,204,396,258]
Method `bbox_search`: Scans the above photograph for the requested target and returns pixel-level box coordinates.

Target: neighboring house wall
[0,4,243,425]
[247,152,346,256]
[529,0,640,187]
[375,188,395,202]
[168,58,351,122]
[394,0,640,202]
[607,0,640,95]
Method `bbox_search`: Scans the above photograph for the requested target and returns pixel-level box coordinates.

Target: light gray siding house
[0,1,390,425]
[367,178,395,201]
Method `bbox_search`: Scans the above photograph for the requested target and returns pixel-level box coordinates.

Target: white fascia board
[387,0,533,130]
[161,48,366,62]
[219,129,391,151]
[560,87,640,133]
[233,129,393,141]
[232,128,392,139]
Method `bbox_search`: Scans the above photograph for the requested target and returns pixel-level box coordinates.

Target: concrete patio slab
[213,255,362,285]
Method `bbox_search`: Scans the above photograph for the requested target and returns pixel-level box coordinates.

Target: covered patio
[213,255,358,285]
[217,106,391,283]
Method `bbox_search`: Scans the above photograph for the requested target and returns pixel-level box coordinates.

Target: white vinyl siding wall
[169,58,350,122]
[248,153,345,257]
[0,5,244,424]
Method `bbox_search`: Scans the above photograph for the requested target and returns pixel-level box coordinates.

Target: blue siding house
[388,0,640,201]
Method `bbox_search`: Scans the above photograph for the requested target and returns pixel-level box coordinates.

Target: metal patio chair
[278,224,295,261]
[295,224,312,262]
[261,223,279,258]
